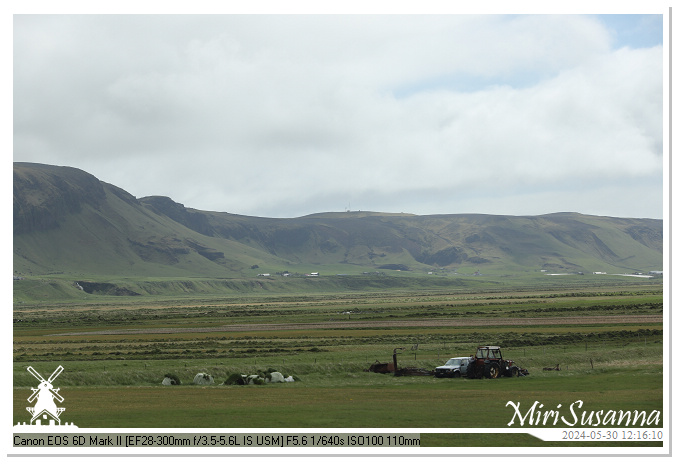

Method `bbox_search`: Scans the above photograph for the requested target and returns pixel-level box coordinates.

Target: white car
[434,357,472,378]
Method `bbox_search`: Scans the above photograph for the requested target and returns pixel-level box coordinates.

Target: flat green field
[13,279,664,449]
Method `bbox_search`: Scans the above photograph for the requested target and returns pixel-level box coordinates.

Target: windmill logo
[15,365,78,428]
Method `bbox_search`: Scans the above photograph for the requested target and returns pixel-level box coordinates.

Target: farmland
[13,278,664,448]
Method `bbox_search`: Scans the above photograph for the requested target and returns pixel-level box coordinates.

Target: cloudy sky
[13,9,666,219]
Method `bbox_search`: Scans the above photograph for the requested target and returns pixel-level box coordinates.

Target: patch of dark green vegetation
[13,328,662,363]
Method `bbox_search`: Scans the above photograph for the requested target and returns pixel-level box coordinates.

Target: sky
[12,8,667,219]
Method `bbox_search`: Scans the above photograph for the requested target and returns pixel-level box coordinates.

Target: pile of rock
[224,371,295,385]
[162,370,297,387]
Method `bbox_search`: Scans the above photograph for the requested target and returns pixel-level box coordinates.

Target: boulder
[193,373,214,385]
[268,372,285,383]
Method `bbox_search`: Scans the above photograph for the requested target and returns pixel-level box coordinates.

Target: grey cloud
[13,14,663,219]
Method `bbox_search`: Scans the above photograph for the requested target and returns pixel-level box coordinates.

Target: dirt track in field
[52,314,662,336]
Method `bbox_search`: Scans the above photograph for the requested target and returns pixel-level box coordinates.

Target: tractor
[465,345,528,379]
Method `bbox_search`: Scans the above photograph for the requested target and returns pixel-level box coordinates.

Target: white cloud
[13,14,664,219]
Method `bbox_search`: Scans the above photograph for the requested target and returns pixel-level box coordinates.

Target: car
[434,356,472,378]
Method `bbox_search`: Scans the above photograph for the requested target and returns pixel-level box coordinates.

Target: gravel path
[52,314,662,336]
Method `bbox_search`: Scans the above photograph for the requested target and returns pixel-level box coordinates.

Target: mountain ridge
[13,162,663,278]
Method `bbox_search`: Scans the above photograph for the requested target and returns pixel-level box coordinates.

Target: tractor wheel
[485,362,500,379]
[470,363,482,379]
[509,366,519,377]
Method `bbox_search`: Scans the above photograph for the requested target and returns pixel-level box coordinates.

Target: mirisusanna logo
[505,400,661,427]
[14,365,78,429]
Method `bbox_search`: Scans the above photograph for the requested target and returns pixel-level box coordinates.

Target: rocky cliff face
[13,163,106,235]
[140,196,214,236]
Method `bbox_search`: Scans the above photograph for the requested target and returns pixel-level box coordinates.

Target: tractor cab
[475,346,502,360]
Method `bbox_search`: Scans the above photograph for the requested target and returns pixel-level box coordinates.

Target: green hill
[13,162,663,298]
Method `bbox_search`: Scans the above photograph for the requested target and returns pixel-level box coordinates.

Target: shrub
[224,373,246,385]
[250,376,265,385]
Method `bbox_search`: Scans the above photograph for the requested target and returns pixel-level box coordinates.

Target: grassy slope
[13,164,663,300]
[14,182,288,278]
[195,210,662,274]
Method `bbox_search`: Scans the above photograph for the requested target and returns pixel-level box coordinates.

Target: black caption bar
[14,433,420,447]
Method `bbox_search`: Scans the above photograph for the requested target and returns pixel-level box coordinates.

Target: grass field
[13,277,665,449]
